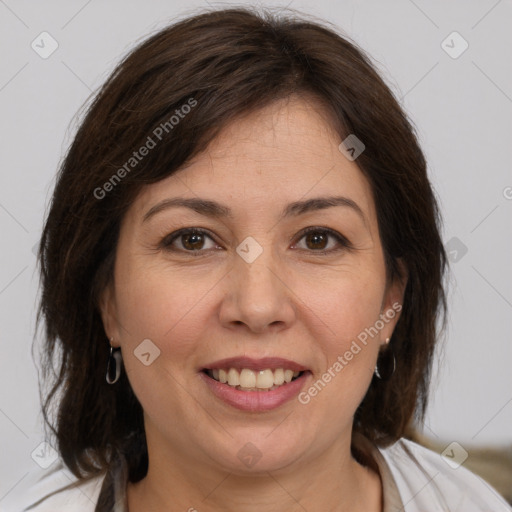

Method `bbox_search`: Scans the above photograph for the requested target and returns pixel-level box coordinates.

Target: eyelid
[159,227,220,253]
[159,226,352,254]
[291,226,353,253]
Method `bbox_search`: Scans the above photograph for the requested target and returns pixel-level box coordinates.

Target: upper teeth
[211,368,300,389]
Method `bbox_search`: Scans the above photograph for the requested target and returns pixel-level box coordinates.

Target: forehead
[130,95,376,225]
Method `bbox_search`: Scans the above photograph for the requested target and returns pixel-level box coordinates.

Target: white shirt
[4,436,511,511]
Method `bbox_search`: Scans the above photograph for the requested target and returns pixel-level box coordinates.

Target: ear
[98,281,121,347]
[380,258,408,343]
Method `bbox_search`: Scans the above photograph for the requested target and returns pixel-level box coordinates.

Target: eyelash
[159,226,352,256]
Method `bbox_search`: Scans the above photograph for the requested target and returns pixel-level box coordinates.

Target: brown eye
[182,232,206,250]
[304,232,328,250]
[161,228,218,253]
[294,227,351,254]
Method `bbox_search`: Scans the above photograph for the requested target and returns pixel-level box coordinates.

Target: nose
[219,248,296,334]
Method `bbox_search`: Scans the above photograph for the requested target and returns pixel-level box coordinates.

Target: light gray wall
[1,0,511,503]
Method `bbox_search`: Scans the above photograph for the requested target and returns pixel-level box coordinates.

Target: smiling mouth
[202,368,305,391]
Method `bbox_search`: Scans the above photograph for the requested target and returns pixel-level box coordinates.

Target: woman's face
[101,94,405,475]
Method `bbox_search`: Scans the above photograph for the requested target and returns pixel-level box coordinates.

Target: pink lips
[202,356,308,372]
[199,356,311,412]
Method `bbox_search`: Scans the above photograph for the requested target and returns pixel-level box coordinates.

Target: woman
[19,7,511,512]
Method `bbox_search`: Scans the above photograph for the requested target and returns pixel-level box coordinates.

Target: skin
[100,93,406,512]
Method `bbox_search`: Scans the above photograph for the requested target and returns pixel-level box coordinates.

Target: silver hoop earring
[374,339,395,381]
[106,339,122,384]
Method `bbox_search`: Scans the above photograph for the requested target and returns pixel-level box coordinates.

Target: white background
[1,0,511,504]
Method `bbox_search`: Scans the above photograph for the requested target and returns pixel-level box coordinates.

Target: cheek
[114,257,220,361]
[297,263,386,405]
[304,264,386,345]
[112,260,216,418]
[320,295,381,386]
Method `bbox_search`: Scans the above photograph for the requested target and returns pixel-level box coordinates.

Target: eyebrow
[142,195,367,224]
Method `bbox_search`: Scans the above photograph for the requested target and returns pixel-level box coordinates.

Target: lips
[199,356,311,408]
[199,367,312,412]
[202,356,309,373]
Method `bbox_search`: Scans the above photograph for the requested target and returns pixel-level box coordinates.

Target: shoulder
[379,437,512,511]
[2,460,105,512]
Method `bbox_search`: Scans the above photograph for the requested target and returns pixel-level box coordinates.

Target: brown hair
[37,7,447,483]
